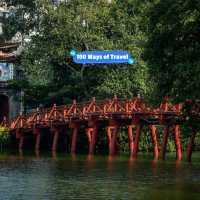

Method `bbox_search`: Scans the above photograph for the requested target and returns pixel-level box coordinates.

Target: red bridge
[3,96,200,162]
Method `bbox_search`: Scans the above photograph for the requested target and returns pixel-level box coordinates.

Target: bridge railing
[8,96,186,130]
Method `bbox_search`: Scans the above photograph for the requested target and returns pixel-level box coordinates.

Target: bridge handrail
[8,96,188,130]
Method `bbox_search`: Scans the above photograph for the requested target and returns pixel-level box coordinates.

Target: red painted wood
[86,127,97,155]
[133,125,141,158]
[174,125,182,161]
[161,126,169,160]
[71,126,78,154]
[186,130,197,162]
[106,127,112,155]
[89,126,97,155]
[110,127,117,156]
[7,96,199,162]
[149,125,158,160]
[128,125,135,157]
[52,129,59,152]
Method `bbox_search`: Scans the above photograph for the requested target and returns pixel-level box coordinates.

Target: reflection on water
[0,152,200,200]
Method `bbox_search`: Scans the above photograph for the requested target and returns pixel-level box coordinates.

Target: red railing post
[125,98,129,114]
[114,95,118,112]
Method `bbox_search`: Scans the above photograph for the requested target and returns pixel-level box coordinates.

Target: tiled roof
[0,42,20,61]
[0,51,15,61]
[0,42,20,49]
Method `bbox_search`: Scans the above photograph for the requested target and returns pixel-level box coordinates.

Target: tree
[15,0,152,106]
[145,0,200,102]
[2,0,40,42]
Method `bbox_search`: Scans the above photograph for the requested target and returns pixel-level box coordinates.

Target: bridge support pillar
[128,125,135,157]
[33,128,41,151]
[186,130,197,162]
[161,126,169,160]
[106,125,118,156]
[149,125,158,160]
[174,125,182,161]
[16,129,24,151]
[91,126,98,155]
[86,125,98,155]
[86,128,92,152]
[19,135,24,151]
[133,124,141,158]
[51,127,60,152]
[70,124,79,154]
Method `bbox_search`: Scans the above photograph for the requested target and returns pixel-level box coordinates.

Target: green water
[0,152,200,200]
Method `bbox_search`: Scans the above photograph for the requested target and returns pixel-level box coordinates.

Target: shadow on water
[0,151,200,200]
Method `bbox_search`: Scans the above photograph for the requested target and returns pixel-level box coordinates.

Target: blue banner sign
[70,50,134,64]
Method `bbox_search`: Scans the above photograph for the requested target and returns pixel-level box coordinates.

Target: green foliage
[117,126,173,153]
[145,0,200,102]
[3,0,152,104]
[2,0,40,42]
[182,100,200,131]
[0,126,9,145]
[2,0,200,152]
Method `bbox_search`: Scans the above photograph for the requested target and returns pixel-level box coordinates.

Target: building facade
[0,3,23,123]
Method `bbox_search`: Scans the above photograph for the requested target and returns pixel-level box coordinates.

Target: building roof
[0,51,16,61]
[0,42,20,49]
[0,42,20,61]
[0,6,8,13]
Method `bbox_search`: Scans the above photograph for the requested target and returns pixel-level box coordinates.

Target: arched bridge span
[3,96,200,162]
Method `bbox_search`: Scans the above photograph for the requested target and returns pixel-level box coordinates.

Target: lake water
[0,152,200,200]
